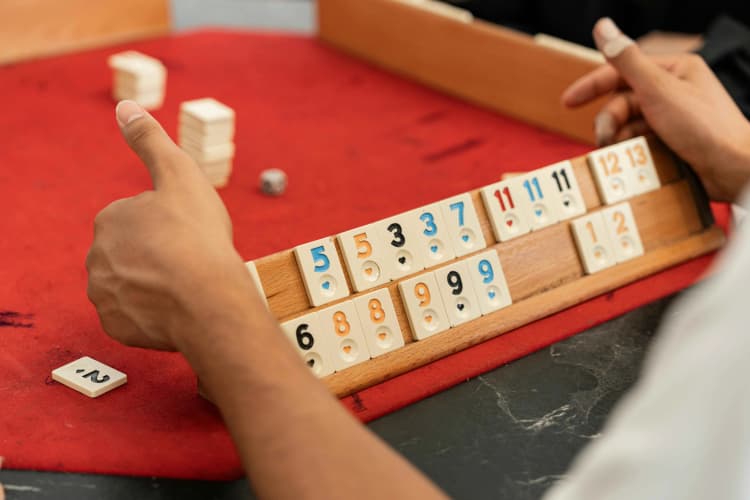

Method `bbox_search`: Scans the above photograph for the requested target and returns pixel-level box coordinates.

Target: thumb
[115,100,189,189]
[593,18,667,94]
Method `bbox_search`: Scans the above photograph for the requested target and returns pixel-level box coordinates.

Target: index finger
[562,64,624,108]
[562,54,684,108]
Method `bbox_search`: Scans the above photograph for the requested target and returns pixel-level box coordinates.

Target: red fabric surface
[0,30,728,480]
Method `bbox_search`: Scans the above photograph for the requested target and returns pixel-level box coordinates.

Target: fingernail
[115,100,145,127]
[595,112,616,146]
[594,18,634,58]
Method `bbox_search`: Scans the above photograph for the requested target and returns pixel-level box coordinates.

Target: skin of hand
[86,101,253,352]
[636,31,704,55]
[562,18,750,203]
[86,100,447,500]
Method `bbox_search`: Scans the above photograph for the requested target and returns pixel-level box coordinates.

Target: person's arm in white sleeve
[549,17,750,500]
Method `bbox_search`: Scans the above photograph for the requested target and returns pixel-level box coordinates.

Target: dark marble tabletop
[0,295,674,500]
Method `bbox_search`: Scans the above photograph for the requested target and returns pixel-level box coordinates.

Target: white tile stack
[107,51,166,110]
[178,98,236,188]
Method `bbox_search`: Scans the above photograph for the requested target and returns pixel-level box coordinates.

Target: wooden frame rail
[318,0,604,144]
[0,0,170,64]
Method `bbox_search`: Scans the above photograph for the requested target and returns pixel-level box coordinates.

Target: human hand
[636,31,703,56]
[86,101,255,351]
[562,18,750,202]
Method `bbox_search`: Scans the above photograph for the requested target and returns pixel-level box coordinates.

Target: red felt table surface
[0,30,729,480]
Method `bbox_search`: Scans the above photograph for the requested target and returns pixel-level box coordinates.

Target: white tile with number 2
[601,202,645,263]
[52,356,127,398]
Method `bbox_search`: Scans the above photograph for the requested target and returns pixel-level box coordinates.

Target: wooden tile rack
[254,137,724,397]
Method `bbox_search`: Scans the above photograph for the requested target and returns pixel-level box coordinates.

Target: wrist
[167,251,265,353]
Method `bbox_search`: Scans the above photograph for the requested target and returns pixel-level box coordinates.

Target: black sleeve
[698,15,750,118]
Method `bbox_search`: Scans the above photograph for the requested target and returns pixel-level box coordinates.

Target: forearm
[178,284,447,500]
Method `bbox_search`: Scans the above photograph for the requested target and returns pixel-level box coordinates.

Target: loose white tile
[375,211,426,279]
[480,178,532,242]
[398,272,450,340]
[280,312,335,377]
[464,250,513,315]
[438,193,487,257]
[337,224,392,292]
[51,356,127,398]
[601,202,645,263]
[294,237,350,307]
[433,260,482,326]
[317,301,371,371]
[353,288,405,357]
[570,212,617,274]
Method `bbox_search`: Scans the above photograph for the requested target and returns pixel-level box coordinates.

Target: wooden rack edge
[317,0,603,144]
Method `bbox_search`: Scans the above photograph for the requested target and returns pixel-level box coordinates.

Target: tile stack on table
[107,51,167,110]
[178,98,236,188]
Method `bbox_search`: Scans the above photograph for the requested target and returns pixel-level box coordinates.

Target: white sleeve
[544,195,750,500]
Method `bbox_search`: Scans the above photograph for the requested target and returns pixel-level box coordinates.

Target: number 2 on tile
[613,211,628,234]
[310,246,330,272]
